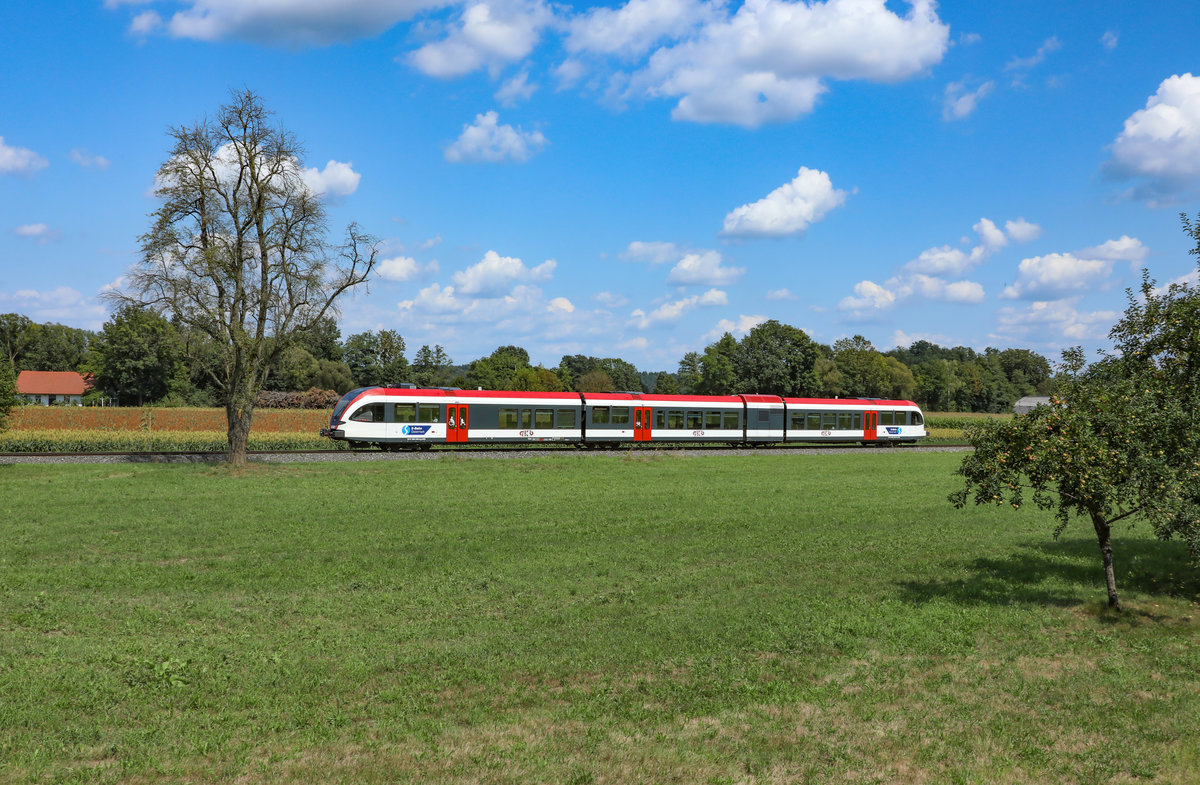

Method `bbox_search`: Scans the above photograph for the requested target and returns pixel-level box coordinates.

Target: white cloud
[547,296,575,313]
[839,280,896,312]
[398,282,462,313]
[1000,253,1113,300]
[1077,235,1148,269]
[377,255,438,282]
[630,288,726,328]
[566,0,718,58]
[0,136,49,175]
[123,0,449,47]
[841,215,1033,315]
[410,0,554,78]
[995,298,1118,342]
[1106,73,1200,202]
[14,223,60,244]
[0,286,106,327]
[496,70,537,106]
[301,160,361,198]
[1005,35,1061,71]
[974,217,1008,252]
[451,250,555,296]
[15,223,49,238]
[444,111,547,163]
[1101,31,1118,51]
[765,288,795,300]
[666,250,745,286]
[593,291,629,308]
[622,240,682,264]
[703,314,768,341]
[1004,217,1042,243]
[942,78,993,121]
[631,0,950,127]
[902,245,972,277]
[69,149,111,170]
[722,167,847,237]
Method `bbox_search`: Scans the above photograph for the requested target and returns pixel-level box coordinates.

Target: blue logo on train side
[402,425,432,436]
[885,427,901,435]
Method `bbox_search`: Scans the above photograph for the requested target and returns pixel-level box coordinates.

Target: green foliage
[411,344,452,387]
[343,329,408,387]
[736,319,820,395]
[575,368,614,392]
[0,312,35,370]
[0,361,17,429]
[22,322,93,372]
[87,304,183,406]
[652,371,679,394]
[952,215,1200,606]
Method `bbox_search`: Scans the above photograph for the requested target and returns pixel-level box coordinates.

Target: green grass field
[2,452,1197,784]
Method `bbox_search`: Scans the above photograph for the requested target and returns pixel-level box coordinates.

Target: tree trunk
[1090,511,1121,610]
[225,386,256,467]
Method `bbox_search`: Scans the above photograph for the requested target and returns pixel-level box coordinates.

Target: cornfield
[9,407,330,433]
[0,430,341,453]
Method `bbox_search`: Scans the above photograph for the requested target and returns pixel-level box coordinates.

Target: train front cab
[781,399,927,445]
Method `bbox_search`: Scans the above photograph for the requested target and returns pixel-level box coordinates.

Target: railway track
[0,443,970,463]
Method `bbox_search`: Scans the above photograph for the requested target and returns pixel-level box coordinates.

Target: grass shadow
[897,535,1199,611]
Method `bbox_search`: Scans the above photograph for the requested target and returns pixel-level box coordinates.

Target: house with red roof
[16,371,91,406]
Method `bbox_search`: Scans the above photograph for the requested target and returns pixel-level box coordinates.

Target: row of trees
[1,306,1052,413]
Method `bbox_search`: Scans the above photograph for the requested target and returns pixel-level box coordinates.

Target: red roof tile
[16,371,90,396]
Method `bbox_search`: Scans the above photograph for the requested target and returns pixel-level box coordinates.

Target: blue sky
[2,0,1199,372]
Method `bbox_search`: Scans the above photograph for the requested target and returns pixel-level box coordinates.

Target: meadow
[2,452,1196,784]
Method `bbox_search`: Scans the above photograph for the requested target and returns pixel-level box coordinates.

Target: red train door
[447,404,469,443]
[634,407,652,442]
[864,410,877,442]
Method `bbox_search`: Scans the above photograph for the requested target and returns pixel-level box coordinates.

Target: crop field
[8,406,330,433]
[2,452,1197,784]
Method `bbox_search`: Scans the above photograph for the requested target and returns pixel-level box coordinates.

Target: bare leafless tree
[108,89,378,464]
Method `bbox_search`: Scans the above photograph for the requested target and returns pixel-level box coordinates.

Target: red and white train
[321,386,927,449]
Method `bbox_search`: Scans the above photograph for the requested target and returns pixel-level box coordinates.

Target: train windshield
[332,388,373,422]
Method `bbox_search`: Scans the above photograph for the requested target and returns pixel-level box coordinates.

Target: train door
[447,404,470,443]
[634,406,652,442]
[864,410,877,442]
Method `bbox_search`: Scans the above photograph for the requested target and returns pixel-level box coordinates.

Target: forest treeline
[1,309,1051,412]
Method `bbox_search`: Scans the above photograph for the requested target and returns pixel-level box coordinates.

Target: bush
[255,388,341,409]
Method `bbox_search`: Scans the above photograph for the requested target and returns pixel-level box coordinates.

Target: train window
[687,411,702,429]
[593,406,610,424]
[837,413,852,430]
[668,411,684,429]
[521,409,532,429]
[499,408,518,429]
[612,407,630,425]
[350,403,384,423]
[852,412,862,429]
[822,412,836,430]
[395,403,416,423]
[790,412,802,429]
[656,410,665,428]
[418,404,440,423]
[556,409,576,428]
[911,411,923,426]
[806,412,821,430]
[535,409,553,429]
[724,411,739,429]
[880,411,894,426]
[758,409,770,423]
